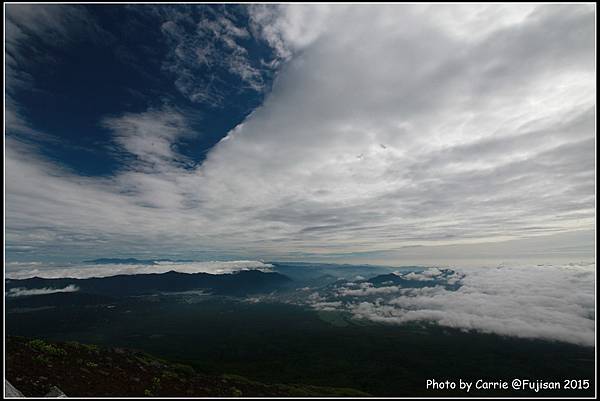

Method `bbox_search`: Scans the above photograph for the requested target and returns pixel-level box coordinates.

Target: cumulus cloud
[305,263,595,347]
[311,301,343,312]
[398,268,444,281]
[5,260,274,280]
[6,285,80,297]
[337,282,403,297]
[4,4,596,264]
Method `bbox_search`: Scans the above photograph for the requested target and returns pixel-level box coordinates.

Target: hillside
[5,336,369,397]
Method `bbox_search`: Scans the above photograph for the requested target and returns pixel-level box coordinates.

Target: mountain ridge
[5,270,292,297]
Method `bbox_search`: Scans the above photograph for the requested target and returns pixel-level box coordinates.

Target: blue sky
[5,4,596,267]
[7,4,274,176]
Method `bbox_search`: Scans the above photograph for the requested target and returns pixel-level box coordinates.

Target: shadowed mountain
[366,268,462,290]
[271,262,393,282]
[5,270,292,297]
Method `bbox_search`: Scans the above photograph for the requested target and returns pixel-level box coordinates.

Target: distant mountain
[366,273,435,288]
[367,268,461,290]
[271,262,393,282]
[5,270,292,297]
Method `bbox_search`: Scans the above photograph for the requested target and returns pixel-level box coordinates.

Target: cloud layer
[6,284,80,297]
[305,262,596,346]
[5,4,596,263]
[5,260,274,280]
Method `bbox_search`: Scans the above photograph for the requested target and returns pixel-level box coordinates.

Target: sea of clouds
[305,262,595,347]
[4,260,274,279]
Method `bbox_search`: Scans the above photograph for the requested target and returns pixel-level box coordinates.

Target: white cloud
[315,263,595,347]
[4,4,596,264]
[311,301,343,311]
[249,4,334,60]
[102,108,192,170]
[194,4,595,255]
[6,285,80,297]
[5,260,274,279]
[337,282,403,297]
[397,268,444,281]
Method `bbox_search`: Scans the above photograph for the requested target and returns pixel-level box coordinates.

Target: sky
[4,4,596,268]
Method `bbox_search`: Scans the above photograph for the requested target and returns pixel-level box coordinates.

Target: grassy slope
[6,336,369,397]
